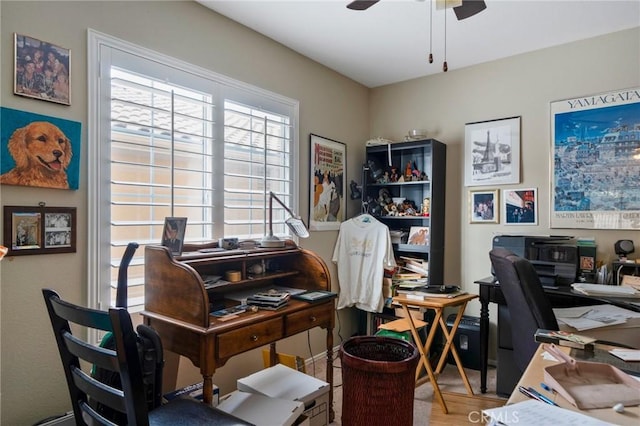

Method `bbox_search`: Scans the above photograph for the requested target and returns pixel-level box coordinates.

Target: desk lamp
[615,239,634,261]
[260,191,309,248]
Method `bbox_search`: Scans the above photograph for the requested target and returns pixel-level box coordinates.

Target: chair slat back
[43,288,150,426]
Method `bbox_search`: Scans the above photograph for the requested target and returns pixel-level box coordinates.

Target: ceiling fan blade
[347,1,380,11]
[453,0,486,20]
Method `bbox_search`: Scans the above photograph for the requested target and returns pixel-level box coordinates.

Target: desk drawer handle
[310,316,317,322]
[250,335,258,342]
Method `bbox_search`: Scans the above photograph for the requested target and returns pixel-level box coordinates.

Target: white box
[217,390,305,426]
[237,364,330,426]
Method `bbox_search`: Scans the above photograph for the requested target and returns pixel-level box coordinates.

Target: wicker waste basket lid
[339,336,418,374]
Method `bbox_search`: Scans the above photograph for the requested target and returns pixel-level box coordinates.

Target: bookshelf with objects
[361,139,446,334]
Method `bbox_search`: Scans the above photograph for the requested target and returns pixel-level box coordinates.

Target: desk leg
[401,304,449,414]
[326,326,335,422]
[436,304,474,395]
[479,285,490,394]
[202,374,214,405]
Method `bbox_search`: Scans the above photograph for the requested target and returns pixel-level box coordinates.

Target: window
[88,31,299,312]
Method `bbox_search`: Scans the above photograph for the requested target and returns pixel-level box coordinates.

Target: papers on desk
[554,304,640,331]
[483,400,613,426]
[609,348,640,362]
[572,283,640,298]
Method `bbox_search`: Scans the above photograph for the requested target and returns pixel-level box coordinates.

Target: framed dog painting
[0,107,81,190]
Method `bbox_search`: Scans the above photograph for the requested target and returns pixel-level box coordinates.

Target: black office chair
[489,248,559,373]
[43,289,252,426]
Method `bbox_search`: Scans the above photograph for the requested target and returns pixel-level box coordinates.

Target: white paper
[554,304,640,331]
[483,399,614,426]
[609,348,640,362]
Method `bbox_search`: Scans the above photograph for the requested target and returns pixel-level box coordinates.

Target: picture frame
[464,116,521,187]
[469,189,499,224]
[1,107,82,190]
[162,217,187,256]
[3,205,76,256]
[550,87,640,229]
[309,134,346,231]
[407,226,430,245]
[503,188,538,225]
[14,33,70,105]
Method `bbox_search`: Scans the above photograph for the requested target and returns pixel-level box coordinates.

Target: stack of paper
[571,283,640,298]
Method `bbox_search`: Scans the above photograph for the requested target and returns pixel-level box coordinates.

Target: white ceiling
[197,0,640,88]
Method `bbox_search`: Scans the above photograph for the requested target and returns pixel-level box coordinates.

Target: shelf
[368,181,431,187]
[207,270,300,292]
[376,215,430,221]
[395,244,430,253]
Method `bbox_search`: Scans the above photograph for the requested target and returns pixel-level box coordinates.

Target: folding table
[392,292,478,414]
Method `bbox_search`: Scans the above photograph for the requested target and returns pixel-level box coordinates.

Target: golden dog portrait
[0,121,72,189]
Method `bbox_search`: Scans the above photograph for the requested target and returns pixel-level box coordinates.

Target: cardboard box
[237,364,330,426]
[163,382,219,407]
[217,390,305,426]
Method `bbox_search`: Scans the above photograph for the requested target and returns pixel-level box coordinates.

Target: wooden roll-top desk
[141,241,335,420]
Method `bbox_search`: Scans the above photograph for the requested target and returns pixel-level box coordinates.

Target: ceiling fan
[346,0,487,20]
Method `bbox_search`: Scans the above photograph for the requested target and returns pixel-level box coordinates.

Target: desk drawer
[217,318,283,359]
[286,303,333,336]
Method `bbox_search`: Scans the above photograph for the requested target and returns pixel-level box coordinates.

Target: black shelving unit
[363,139,447,286]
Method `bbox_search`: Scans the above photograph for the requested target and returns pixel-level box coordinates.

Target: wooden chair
[42,288,253,425]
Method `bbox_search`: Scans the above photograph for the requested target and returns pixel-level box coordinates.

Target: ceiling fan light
[453,0,487,20]
[347,0,380,11]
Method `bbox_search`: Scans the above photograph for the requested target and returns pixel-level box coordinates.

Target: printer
[492,235,579,286]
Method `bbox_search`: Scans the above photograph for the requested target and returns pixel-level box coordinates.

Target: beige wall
[1,1,639,423]
[0,2,368,424]
[370,27,640,352]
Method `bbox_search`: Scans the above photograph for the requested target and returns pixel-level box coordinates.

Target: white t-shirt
[332,215,396,312]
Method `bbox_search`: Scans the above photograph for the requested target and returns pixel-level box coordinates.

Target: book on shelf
[534,329,597,349]
[399,255,428,268]
[394,272,424,280]
[401,263,428,276]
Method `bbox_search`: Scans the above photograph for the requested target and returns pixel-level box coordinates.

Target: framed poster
[3,205,76,256]
[464,116,521,187]
[551,87,640,229]
[503,188,538,225]
[161,217,187,256]
[469,189,499,224]
[309,134,346,231]
[14,33,70,105]
[0,107,81,190]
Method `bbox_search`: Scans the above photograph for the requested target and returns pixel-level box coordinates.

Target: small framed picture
[161,217,187,256]
[503,188,538,225]
[13,33,70,105]
[469,189,499,224]
[407,226,430,245]
[3,205,76,256]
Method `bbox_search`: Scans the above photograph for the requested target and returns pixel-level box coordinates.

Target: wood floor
[308,352,503,425]
[428,392,505,425]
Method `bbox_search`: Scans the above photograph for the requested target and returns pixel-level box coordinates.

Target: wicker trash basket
[339,336,419,426]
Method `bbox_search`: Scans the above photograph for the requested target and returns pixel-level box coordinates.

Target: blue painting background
[1,107,81,190]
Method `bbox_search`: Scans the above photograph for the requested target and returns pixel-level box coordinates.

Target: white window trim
[87,29,300,311]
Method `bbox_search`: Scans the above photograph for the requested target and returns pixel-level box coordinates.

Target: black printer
[492,235,578,286]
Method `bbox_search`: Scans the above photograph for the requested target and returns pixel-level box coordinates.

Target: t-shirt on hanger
[332,215,396,313]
